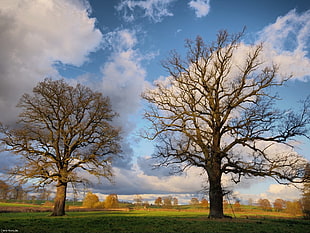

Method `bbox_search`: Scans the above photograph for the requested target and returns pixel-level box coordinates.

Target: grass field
[0,209,309,233]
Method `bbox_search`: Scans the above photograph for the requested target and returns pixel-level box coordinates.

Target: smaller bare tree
[0,78,121,216]
[0,180,10,200]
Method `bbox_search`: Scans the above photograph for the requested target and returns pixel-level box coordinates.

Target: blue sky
[0,0,310,204]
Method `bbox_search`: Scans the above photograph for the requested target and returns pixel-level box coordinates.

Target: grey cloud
[0,152,21,175]
[88,165,205,196]
[137,156,177,178]
[112,141,134,170]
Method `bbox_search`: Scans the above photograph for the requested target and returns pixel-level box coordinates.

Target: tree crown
[143,30,309,184]
[0,78,121,187]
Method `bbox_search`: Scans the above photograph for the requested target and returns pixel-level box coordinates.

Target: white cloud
[100,29,155,170]
[116,0,176,23]
[188,0,211,18]
[100,29,148,133]
[257,9,310,80]
[0,0,102,124]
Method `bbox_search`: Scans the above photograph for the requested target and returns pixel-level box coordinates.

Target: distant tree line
[0,180,52,201]
[231,197,307,216]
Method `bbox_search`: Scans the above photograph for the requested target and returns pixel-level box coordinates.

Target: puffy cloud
[257,9,310,80]
[0,0,102,124]
[100,29,155,170]
[100,29,148,133]
[116,0,176,23]
[188,0,211,18]
[265,184,303,202]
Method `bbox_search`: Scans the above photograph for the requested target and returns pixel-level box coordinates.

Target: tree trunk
[51,182,67,216]
[208,163,224,218]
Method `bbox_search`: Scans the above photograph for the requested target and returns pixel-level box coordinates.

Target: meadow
[0,203,309,233]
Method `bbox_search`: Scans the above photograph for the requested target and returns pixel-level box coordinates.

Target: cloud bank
[0,0,102,124]
[92,166,206,196]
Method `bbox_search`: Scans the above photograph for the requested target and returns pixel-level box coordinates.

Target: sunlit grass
[0,202,43,208]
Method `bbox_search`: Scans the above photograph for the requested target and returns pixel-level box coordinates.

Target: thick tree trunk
[208,175,224,218]
[51,182,67,216]
[207,159,225,218]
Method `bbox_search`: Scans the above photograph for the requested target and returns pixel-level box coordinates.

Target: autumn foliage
[258,199,272,211]
[104,194,119,208]
[201,199,209,208]
[83,192,100,208]
[82,192,119,209]
[273,199,286,212]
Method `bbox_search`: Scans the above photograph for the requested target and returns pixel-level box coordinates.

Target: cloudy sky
[0,0,310,204]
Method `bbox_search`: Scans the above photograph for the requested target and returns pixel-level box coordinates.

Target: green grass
[0,210,308,233]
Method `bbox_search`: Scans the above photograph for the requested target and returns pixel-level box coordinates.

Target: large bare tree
[0,78,121,216]
[142,30,310,218]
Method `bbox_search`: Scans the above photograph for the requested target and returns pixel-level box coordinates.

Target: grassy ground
[0,210,309,233]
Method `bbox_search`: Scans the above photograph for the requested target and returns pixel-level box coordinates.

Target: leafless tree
[172,197,178,206]
[0,180,10,200]
[163,195,173,207]
[0,78,121,216]
[142,30,310,218]
[133,194,143,206]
